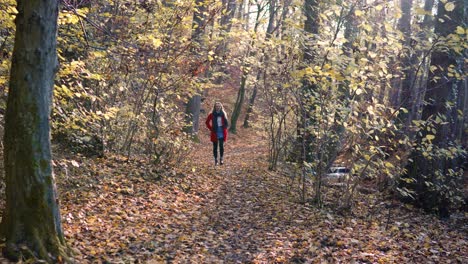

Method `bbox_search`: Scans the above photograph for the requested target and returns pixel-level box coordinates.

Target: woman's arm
[224,115,229,129]
[205,113,213,130]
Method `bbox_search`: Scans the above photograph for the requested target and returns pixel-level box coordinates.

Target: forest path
[155,129,308,263]
[60,129,313,263]
[148,129,467,263]
[176,131,306,263]
[59,129,467,263]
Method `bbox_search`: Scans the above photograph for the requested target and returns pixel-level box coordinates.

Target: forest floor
[0,89,467,264]
[42,128,465,263]
[0,126,466,263]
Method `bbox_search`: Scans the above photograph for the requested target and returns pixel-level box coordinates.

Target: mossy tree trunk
[1,0,70,262]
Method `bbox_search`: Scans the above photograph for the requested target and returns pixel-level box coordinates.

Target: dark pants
[213,139,224,161]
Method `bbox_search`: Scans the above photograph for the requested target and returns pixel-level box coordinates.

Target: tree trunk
[243,0,278,128]
[343,2,358,58]
[185,95,201,134]
[218,0,237,50]
[409,0,435,123]
[421,0,463,138]
[300,0,319,157]
[459,79,468,144]
[454,75,467,143]
[237,0,245,21]
[220,0,237,32]
[185,0,207,135]
[0,0,70,262]
[244,0,251,30]
[403,0,465,217]
[243,71,259,128]
[303,0,319,62]
[229,72,247,133]
[397,0,413,101]
[396,0,418,130]
[299,0,320,203]
[230,4,265,133]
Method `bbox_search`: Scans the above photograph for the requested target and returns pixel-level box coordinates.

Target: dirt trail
[158,130,468,263]
[56,129,467,263]
[159,131,289,263]
[172,132,301,263]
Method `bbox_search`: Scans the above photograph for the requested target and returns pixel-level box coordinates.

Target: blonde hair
[212,101,228,118]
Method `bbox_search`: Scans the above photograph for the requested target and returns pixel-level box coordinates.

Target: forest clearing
[0,0,467,263]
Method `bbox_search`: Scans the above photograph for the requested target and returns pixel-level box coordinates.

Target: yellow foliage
[444,2,455,12]
[354,10,364,17]
[455,26,465,35]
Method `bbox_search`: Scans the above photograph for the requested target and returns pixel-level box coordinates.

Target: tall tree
[396,0,418,130]
[403,0,466,217]
[243,0,281,128]
[300,0,320,135]
[230,1,266,133]
[220,0,237,32]
[0,0,70,261]
[409,0,435,122]
[298,0,320,203]
[185,0,208,135]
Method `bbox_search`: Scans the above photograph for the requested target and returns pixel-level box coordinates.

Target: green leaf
[426,134,435,141]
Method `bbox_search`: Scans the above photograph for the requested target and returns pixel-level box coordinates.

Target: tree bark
[185,95,201,134]
[403,0,465,217]
[220,0,237,32]
[230,71,247,133]
[299,0,319,160]
[185,0,207,135]
[396,0,418,130]
[298,0,320,203]
[215,0,238,75]
[243,0,278,128]
[230,3,265,133]
[421,0,463,133]
[303,0,319,62]
[1,0,70,262]
[243,70,259,128]
[409,0,435,122]
[237,0,246,21]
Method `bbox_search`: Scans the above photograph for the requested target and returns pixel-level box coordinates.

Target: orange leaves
[53,135,468,263]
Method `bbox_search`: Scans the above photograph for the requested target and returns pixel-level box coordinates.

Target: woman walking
[205,102,229,165]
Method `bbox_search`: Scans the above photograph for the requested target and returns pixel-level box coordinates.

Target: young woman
[205,102,229,165]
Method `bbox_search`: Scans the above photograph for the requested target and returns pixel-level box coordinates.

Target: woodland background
[0,0,466,262]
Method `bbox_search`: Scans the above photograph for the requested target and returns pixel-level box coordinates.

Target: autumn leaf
[444,2,455,11]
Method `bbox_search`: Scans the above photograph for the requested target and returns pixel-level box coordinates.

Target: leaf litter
[4,129,465,263]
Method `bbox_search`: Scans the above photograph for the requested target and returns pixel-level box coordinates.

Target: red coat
[205,112,228,142]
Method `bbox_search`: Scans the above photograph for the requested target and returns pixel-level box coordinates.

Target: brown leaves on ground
[7,129,465,263]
